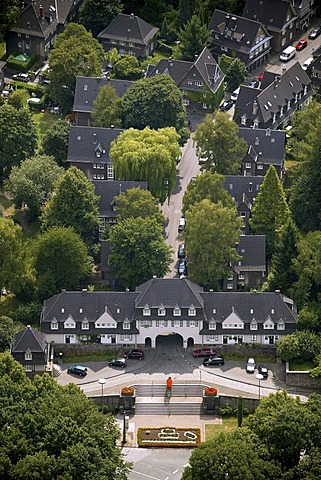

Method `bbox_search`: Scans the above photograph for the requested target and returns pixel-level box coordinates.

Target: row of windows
[249,41,270,59]
[51,321,130,330]
[143,306,197,316]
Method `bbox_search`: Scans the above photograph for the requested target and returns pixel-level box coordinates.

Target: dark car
[258,364,268,379]
[203,356,225,367]
[123,349,144,360]
[219,100,234,111]
[246,357,256,373]
[295,39,307,51]
[177,243,186,259]
[178,260,187,276]
[109,358,127,368]
[309,26,321,39]
[193,347,218,357]
[67,365,87,377]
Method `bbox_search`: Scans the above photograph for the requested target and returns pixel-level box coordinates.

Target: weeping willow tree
[110,127,180,203]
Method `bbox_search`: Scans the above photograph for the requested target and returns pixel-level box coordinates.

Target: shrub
[6,54,40,73]
[155,41,173,57]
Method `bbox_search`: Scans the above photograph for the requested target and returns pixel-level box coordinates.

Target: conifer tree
[178,0,191,27]
[160,17,169,41]
[177,15,209,61]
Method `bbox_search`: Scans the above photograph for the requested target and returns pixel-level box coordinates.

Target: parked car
[12,73,30,83]
[108,358,127,368]
[246,357,256,373]
[258,364,268,379]
[203,356,225,367]
[219,99,234,111]
[123,349,144,360]
[295,39,307,51]
[309,26,321,39]
[178,259,187,276]
[178,216,185,232]
[230,87,240,102]
[177,243,186,259]
[193,347,218,357]
[302,57,313,70]
[67,365,87,377]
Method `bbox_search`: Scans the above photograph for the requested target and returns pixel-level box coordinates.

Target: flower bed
[121,386,135,396]
[137,427,201,448]
[204,387,218,396]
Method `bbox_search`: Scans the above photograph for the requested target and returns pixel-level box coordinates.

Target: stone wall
[285,362,321,390]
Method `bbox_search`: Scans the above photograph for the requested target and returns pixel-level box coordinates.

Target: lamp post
[99,378,106,405]
[256,373,264,400]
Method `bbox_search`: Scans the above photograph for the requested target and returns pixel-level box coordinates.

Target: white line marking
[130,470,162,480]
[172,469,179,474]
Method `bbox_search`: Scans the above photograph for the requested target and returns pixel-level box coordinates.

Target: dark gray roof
[93,180,148,218]
[67,126,124,164]
[11,326,46,353]
[73,76,133,113]
[236,235,266,270]
[238,127,285,166]
[98,13,158,45]
[243,0,297,31]
[202,291,296,324]
[224,175,263,205]
[135,278,204,308]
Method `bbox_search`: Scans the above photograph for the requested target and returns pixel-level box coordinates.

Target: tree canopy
[92,84,122,128]
[41,166,100,247]
[194,113,247,174]
[80,0,122,37]
[0,0,20,41]
[225,57,247,91]
[0,316,24,353]
[0,218,25,293]
[113,55,143,80]
[108,217,172,289]
[177,14,209,61]
[41,120,70,165]
[114,187,164,224]
[110,127,180,203]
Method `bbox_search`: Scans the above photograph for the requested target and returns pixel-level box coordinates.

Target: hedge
[6,53,41,73]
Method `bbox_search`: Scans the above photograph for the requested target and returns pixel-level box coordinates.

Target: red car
[295,39,307,51]
[193,347,218,358]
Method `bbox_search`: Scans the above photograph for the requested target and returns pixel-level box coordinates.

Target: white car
[246,357,256,373]
[12,73,30,83]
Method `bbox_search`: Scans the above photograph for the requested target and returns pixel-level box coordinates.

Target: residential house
[308,45,321,92]
[225,235,266,291]
[234,61,312,130]
[242,0,298,53]
[0,61,6,92]
[208,10,272,71]
[146,47,225,113]
[98,13,158,58]
[40,278,297,347]
[73,76,132,126]
[238,127,286,178]
[67,125,124,181]
[223,175,263,234]
[291,0,318,30]
[6,0,83,59]
[11,325,51,378]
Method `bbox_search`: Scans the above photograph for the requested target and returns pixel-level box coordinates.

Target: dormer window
[277,319,285,330]
[250,318,258,330]
[123,319,130,330]
[188,305,196,316]
[213,308,216,314]
[84,85,88,91]
[79,308,83,314]
[209,320,216,330]
[117,308,120,314]
[271,309,275,314]
[143,305,151,316]
[173,306,181,316]
[250,309,254,314]
[25,349,32,361]
[158,305,166,316]
[61,308,64,313]
[82,320,89,330]
[51,319,58,330]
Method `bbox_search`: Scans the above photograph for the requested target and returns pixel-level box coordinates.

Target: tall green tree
[0,0,20,41]
[31,226,92,298]
[7,88,29,109]
[92,84,122,128]
[41,120,70,166]
[178,0,191,26]
[0,218,25,293]
[184,199,242,289]
[250,166,290,257]
[113,55,143,80]
[194,113,247,174]
[182,171,234,214]
[0,104,37,180]
[108,217,172,289]
[289,100,321,158]
[48,23,105,114]
[160,17,169,40]
[219,53,234,74]
[80,0,122,37]
[7,154,63,219]
[0,316,24,352]
[41,166,100,247]
[114,187,164,224]
[110,127,180,203]
[225,58,247,91]
[177,14,209,61]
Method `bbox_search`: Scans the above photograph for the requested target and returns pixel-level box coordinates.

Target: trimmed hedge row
[6,53,41,73]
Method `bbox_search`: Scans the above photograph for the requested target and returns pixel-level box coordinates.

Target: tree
[80,0,122,37]
[225,58,247,91]
[0,104,37,180]
[121,74,187,138]
[92,84,122,128]
[7,154,63,219]
[194,113,247,174]
[110,127,180,203]
[267,218,299,296]
[276,333,300,362]
[160,17,169,41]
[297,303,321,333]
[41,166,100,247]
[0,0,20,41]
[48,23,105,114]
[289,100,321,159]
[113,55,143,80]
[184,199,242,289]
[114,187,164,224]
[31,227,92,298]
[7,88,29,109]
[178,0,191,26]
[0,352,130,479]
[182,171,234,214]
[0,218,25,293]
[41,120,70,165]
[219,53,234,74]
[0,316,24,352]
[177,15,209,61]
[250,166,290,257]
[108,217,172,289]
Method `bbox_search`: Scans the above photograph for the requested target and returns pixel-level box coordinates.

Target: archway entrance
[145,337,151,348]
[156,333,183,350]
[187,337,194,348]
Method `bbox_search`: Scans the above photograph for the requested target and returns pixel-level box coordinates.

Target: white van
[302,57,313,70]
[280,46,296,62]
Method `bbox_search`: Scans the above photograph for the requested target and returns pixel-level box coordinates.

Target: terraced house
[40,278,297,348]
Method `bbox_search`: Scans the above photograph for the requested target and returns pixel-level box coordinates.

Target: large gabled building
[11,325,51,377]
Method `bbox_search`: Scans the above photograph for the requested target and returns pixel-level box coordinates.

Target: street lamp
[98,378,106,405]
[256,373,264,400]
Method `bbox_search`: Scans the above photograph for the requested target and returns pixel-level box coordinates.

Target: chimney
[39,5,44,17]
[266,128,271,136]
[252,100,258,115]
[82,288,87,293]
[93,133,97,144]
[125,288,129,293]
[130,13,134,19]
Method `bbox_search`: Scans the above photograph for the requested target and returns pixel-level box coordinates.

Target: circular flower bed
[204,387,218,396]
[121,386,135,396]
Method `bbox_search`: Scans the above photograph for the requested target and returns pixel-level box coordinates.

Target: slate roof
[73,76,133,113]
[11,326,47,353]
[223,176,264,205]
[242,0,297,31]
[93,180,148,218]
[236,235,266,271]
[146,47,224,93]
[98,13,158,45]
[135,278,204,308]
[238,127,286,167]
[67,126,124,164]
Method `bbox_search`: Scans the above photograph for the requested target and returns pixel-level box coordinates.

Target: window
[25,365,32,372]
[81,320,89,330]
[238,275,245,280]
[257,164,263,170]
[107,164,114,179]
[209,321,216,330]
[25,350,32,360]
[251,335,257,341]
[188,306,196,316]
[64,320,75,328]
[250,309,254,314]
[141,319,152,327]
[203,103,207,109]
[156,320,167,327]
[240,211,246,217]
[61,308,64,313]
[186,320,198,327]
[277,320,285,330]
[245,162,251,169]
[171,319,181,327]
[227,283,233,289]
[281,38,286,46]
[120,334,132,341]
[158,306,166,316]
[123,321,130,330]
[264,322,274,329]
[84,84,88,91]
[93,173,105,180]
[18,41,22,48]
[143,305,151,316]
[173,306,181,316]
[195,81,203,87]
[187,79,192,85]
[206,335,218,341]
[51,320,58,330]
[26,44,30,49]
[221,46,228,52]
[93,163,104,169]
[250,320,258,330]
[183,99,190,106]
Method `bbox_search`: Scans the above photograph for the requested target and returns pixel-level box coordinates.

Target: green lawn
[289,360,314,371]
[205,417,238,441]
[32,111,58,141]
[64,353,116,363]
[223,353,276,363]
